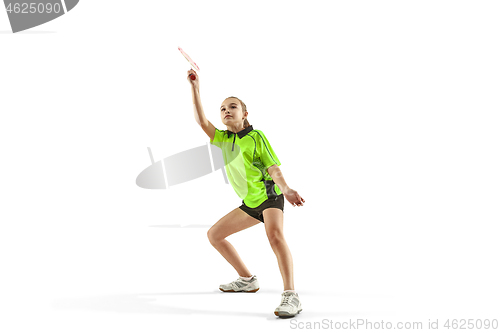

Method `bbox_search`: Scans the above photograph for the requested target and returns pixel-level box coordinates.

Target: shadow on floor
[0,31,56,34]
[51,290,374,319]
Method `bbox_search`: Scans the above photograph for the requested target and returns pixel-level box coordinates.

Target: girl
[187,69,305,317]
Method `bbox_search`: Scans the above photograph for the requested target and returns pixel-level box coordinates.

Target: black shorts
[239,194,284,223]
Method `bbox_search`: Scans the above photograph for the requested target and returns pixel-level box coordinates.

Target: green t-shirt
[210,125,282,208]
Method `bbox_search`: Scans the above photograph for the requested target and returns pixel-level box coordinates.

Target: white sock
[239,275,253,281]
[284,289,296,294]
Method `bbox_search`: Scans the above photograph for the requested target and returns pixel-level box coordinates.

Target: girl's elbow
[267,164,281,176]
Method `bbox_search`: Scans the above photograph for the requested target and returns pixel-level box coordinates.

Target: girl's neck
[227,123,245,133]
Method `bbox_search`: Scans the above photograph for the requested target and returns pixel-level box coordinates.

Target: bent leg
[207,207,261,277]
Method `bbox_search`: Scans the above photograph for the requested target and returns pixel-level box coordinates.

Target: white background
[1,1,499,332]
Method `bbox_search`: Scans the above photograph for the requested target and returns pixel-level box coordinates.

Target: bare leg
[207,207,261,277]
[263,208,294,291]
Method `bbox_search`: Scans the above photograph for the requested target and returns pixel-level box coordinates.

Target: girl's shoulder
[247,128,264,140]
[248,129,274,147]
[249,128,264,136]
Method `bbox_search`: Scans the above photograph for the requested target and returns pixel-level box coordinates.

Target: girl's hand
[187,69,200,92]
[284,189,305,207]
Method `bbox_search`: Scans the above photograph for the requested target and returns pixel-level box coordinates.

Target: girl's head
[220,96,250,129]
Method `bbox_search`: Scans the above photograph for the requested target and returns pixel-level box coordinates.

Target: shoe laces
[230,277,248,288]
[280,293,294,306]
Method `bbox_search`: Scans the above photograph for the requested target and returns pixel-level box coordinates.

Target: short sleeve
[210,128,225,148]
[255,130,281,170]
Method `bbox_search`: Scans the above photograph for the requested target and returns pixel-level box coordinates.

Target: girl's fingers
[288,194,305,207]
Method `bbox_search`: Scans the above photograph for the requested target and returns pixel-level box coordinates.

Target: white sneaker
[274,291,302,317]
[219,275,260,292]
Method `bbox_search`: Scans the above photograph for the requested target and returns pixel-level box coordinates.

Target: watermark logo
[138,144,234,228]
[136,144,230,190]
[3,0,79,33]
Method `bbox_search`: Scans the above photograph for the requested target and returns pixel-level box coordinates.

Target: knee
[267,230,285,247]
[207,228,222,245]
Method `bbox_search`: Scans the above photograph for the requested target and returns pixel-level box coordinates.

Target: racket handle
[190,74,196,80]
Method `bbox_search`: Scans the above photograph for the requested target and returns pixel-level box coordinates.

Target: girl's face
[220,98,247,126]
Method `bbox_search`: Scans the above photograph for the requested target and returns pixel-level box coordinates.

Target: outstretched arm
[267,164,305,207]
[188,69,215,141]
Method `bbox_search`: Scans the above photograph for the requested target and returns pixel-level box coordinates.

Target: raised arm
[188,69,215,141]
